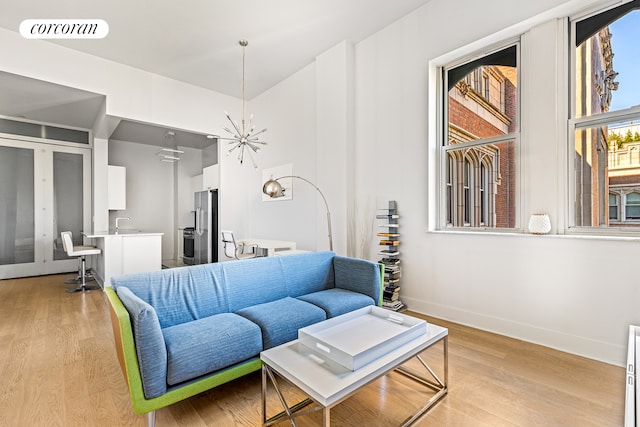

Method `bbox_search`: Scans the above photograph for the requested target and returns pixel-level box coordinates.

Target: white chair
[221,230,258,260]
[61,231,101,292]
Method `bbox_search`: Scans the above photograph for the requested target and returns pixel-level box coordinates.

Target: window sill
[430,228,640,242]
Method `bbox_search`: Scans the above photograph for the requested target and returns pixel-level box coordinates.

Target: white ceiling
[0,0,433,99]
[0,0,433,146]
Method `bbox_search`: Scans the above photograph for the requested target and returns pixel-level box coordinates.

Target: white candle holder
[528,214,551,234]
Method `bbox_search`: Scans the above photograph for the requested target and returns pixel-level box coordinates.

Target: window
[440,43,519,229]
[483,74,490,101]
[626,192,640,219]
[609,193,619,220]
[570,0,640,231]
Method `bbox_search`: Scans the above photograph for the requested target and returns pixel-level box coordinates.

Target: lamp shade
[262,179,284,198]
[528,213,551,234]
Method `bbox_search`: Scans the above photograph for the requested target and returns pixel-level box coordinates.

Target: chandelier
[218,39,267,169]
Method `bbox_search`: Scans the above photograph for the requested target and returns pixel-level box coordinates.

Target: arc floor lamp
[262,176,333,251]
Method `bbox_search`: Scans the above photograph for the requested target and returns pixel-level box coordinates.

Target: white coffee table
[260,312,448,426]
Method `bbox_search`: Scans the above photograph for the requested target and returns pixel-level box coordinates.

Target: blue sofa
[106,251,382,426]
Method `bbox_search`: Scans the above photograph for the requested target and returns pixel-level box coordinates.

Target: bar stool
[61,231,101,292]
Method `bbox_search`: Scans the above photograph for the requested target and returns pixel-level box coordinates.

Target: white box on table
[298,305,427,371]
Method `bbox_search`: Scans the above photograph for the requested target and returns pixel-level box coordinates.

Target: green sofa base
[106,287,262,416]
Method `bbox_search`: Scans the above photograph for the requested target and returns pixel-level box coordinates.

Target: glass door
[0,144,34,268]
[0,137,92,279]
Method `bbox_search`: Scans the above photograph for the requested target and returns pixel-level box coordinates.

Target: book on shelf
[380,257,400,265]
[378,224,399,228]
[378,250,399,256]
[379,240,400,246]
[383,286,400,296]
[382,300,405,311]
[376,233,400,237]
[376,214,399,219]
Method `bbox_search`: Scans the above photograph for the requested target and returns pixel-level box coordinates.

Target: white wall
[108,140,175,259]
[316,41,354,255]
[241,64,320,251]
[242,42,355,254]
[349,0,636,366]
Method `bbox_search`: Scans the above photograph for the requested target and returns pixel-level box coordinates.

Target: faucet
[115,217,130,234]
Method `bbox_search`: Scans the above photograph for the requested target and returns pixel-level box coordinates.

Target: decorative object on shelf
[156,131,184,162]
[218,39,267,169]
[528,213,551,234]
[377,200,404,312]
[262,175,333,251]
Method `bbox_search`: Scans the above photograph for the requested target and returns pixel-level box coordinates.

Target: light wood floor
[0,274,626,426]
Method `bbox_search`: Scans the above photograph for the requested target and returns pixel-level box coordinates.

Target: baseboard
[404,296,626,367]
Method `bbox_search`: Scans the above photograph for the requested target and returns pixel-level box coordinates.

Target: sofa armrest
[333,256,383,305]
[106,287,168,401]
[106,287,263,417]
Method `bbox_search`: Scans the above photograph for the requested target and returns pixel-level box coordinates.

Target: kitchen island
[83,230,163,287]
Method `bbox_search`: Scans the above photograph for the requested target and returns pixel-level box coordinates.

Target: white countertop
[84,230,164,237]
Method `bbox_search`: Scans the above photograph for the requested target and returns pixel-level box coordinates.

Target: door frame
[0,136,92,279]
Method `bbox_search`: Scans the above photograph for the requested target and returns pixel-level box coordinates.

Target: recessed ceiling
[110,119,215,150]
[0,0,434,99]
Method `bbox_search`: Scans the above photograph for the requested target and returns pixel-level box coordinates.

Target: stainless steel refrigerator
[193,189,218,264]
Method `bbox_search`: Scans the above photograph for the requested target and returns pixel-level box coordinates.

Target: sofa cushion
[297,288,375,318]
[223,256,289,312]
[235,297,326,349]
[116,286,167,399]
[112,264,228,328]
[281,251,335,297]
[163,313,262,386]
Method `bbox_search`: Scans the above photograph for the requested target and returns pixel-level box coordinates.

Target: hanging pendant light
[218,39,267,169]
[156,131,184,162]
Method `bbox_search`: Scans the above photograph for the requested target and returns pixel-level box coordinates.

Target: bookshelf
[377,200,404,311]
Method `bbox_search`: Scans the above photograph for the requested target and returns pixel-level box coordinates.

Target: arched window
[463,157,472,225]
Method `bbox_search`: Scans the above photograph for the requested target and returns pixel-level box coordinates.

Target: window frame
[437,39,521,232]
[568,1,640,235]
